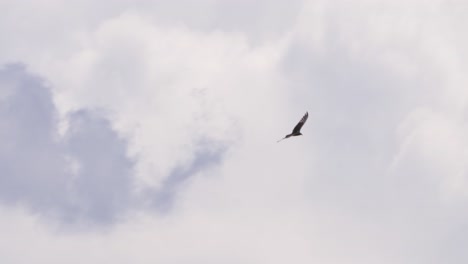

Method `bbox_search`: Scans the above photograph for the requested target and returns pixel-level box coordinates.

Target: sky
[1,0,468,263]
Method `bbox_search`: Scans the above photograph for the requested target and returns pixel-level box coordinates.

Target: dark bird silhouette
[277,112,309,142]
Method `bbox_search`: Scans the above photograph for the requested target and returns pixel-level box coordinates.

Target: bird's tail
[277,137,286,143]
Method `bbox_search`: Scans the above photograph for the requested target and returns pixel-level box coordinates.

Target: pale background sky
[1,0,468,263]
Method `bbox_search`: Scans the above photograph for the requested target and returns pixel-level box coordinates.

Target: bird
[277,112,309,142]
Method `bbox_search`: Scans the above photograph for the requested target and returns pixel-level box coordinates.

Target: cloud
[2,0,468,263]
[148,138,228,213]
[0,63,138,225]
[0,63,231,227]
[278,1,468,262]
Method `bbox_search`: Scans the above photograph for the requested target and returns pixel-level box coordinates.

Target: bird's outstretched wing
[292,112,308,134]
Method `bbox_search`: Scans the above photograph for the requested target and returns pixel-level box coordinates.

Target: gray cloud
[0,63,227,227]
[150,140,227,213]
[0,63,136,225]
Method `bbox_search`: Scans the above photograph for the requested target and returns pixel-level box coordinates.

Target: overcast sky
[1,0,468,263]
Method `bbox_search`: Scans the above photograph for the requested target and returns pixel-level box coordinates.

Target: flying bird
[277,112,309,142]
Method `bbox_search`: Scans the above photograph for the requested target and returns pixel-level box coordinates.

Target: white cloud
[31,12,291,190]
[1,0,468,263]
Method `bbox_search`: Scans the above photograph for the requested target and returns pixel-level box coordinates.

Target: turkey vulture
[277,112,308,142]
